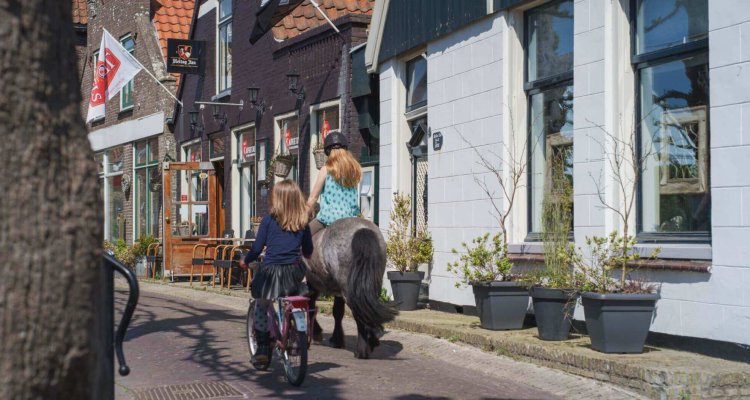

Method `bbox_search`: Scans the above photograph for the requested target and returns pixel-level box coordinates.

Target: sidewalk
[131,279,750,399]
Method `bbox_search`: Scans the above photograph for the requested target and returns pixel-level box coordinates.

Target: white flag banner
[86,29,143,122]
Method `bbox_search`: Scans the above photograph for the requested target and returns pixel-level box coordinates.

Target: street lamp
[247,86,266,117]
[287,69,305,102]
[188,110,203,135]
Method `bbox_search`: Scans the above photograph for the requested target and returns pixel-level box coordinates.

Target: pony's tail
[347,228,398,331]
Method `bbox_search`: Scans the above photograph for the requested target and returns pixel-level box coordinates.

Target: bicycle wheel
[246,299,272,371]
[282,317,308,386]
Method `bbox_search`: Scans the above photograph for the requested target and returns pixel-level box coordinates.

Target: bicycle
[246,295,316,386]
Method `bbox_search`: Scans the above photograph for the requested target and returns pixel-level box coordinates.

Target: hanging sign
[166,39,206,75]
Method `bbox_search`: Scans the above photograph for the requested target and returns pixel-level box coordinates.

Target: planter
[273,156,295,178]
[472,281,529,330]
[313,149,327,169]
[387,271,424,311]
[581,291,659,353]
[530,286,578,341]
[134,257,147,278]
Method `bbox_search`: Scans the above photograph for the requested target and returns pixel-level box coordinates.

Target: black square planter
[581,292,659,353]
[472,281,529,330]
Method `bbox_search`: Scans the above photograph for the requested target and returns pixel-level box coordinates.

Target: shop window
[275,115,299,181]
[314,104,340,145]
[525,0,574,237]
[634,0,710,239]
[100,147,125,241]
[184,141,202,162]
[120,34,135,110]
[134,138,161,238]
[218,0,232,93]
[405,56,427,112]
[236,127,256,234]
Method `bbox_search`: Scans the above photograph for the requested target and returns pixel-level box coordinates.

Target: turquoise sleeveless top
[317,173,360,226]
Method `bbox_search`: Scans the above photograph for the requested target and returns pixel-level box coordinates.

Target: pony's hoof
[354,351,370,359]
[328,338,344,349]
[313,331,324,342]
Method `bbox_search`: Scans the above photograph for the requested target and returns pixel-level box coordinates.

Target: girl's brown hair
[270,180,309,232]
[326,148,362,188]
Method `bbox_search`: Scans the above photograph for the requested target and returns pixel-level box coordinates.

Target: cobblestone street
[115,286,642,400]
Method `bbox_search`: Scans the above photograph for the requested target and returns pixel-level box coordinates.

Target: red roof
[152,0,195,60]
[272,0,374,41]
[72,0,88,25]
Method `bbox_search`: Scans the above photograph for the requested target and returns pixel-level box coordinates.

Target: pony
[303,217,398,359]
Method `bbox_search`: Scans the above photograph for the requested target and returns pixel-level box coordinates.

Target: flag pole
[102,28,183,107]
[308,0,340,34]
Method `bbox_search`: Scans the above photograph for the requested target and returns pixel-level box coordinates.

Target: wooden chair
[213,230,235,289]
[225,229,255,292]
[145,242,162,280]
[189,244,215,286]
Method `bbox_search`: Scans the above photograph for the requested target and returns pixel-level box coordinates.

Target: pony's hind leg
[329,296,345,349]
[354,319,372,359]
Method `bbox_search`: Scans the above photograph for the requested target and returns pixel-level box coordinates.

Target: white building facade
[366,0,750,347]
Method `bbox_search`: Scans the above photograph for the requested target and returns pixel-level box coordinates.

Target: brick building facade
[82,0,195,245]
[174,0,375,238]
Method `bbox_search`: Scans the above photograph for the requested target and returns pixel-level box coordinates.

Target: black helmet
[323,130,348,156]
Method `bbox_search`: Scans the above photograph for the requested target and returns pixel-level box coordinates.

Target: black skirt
[251,263,307,300]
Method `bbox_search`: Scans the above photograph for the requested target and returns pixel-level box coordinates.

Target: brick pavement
[115,281,644,400]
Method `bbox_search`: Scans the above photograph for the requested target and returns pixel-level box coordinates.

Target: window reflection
[527,0,574,82]
[636,0,708,55]
[406,56,427,111]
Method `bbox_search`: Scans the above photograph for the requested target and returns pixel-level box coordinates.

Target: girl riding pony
[307,131,362,236]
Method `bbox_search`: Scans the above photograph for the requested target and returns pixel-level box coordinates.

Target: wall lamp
[247,86,266,116]
[194,100,244,130]
[188,110,203,135]
[287,69,305,101]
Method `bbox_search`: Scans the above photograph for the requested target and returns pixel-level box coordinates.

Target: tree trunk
[0,1,106,399]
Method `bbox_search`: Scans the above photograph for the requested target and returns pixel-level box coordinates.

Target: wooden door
[162,162,218,277]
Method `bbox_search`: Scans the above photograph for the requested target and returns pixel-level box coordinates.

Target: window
[634,0,710,239]
[134,138,160,238]
[314,105,340,145]
[184,141,202,162]
[525,0,574,237]
[236,127,256,234]
[99,147,125,241]
[218,0,232,93]
[405,56,427,112]
[209,134,225,160]
[275,115,299,181]
[120,34,135,110]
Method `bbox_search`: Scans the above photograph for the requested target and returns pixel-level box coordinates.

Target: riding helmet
[323,130,348,156]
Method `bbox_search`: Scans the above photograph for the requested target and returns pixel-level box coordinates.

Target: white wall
[376,0,750,346]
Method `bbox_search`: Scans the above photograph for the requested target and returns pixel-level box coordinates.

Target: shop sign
[283,121,298,150]
[166,39,205,75]
[241,135,256,161]
[181,194,188,202]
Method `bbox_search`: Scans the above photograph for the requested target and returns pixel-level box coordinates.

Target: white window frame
[216,0,232,95]
[308,99,342,188]
[182,138,202,162]
[132,137,160,241]
[119,33,135,112]
[230,122,256,235]
[100,148,125,241]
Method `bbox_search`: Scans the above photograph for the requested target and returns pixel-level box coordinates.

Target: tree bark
[0,1,105,399]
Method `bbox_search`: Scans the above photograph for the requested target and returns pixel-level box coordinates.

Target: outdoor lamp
[287,70,300,93]
[248,86,260,104]
[188,111,198,126]
[212,104,221,119]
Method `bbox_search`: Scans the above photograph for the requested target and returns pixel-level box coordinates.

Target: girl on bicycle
[241,180,313,365]
[307,130,362,236]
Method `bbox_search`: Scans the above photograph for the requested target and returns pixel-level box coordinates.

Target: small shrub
[385,193,434,272]
[446,233,515,287]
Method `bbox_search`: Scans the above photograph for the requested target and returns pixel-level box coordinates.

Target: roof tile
[72,0,88,25]
[271,0,374,42]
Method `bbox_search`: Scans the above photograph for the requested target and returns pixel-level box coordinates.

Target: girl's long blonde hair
[270,180,308,232]
[326,148,361,188]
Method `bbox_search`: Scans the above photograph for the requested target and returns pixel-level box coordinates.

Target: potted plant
[312,139,327,169]
[385,193,433,311]
[250,215,263,234]
[575,233,659,353]
[447,232,527,330]
[132,235,158,278]
[526,155,584,340]
[271,152,295,178]
[575,121,661,353]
